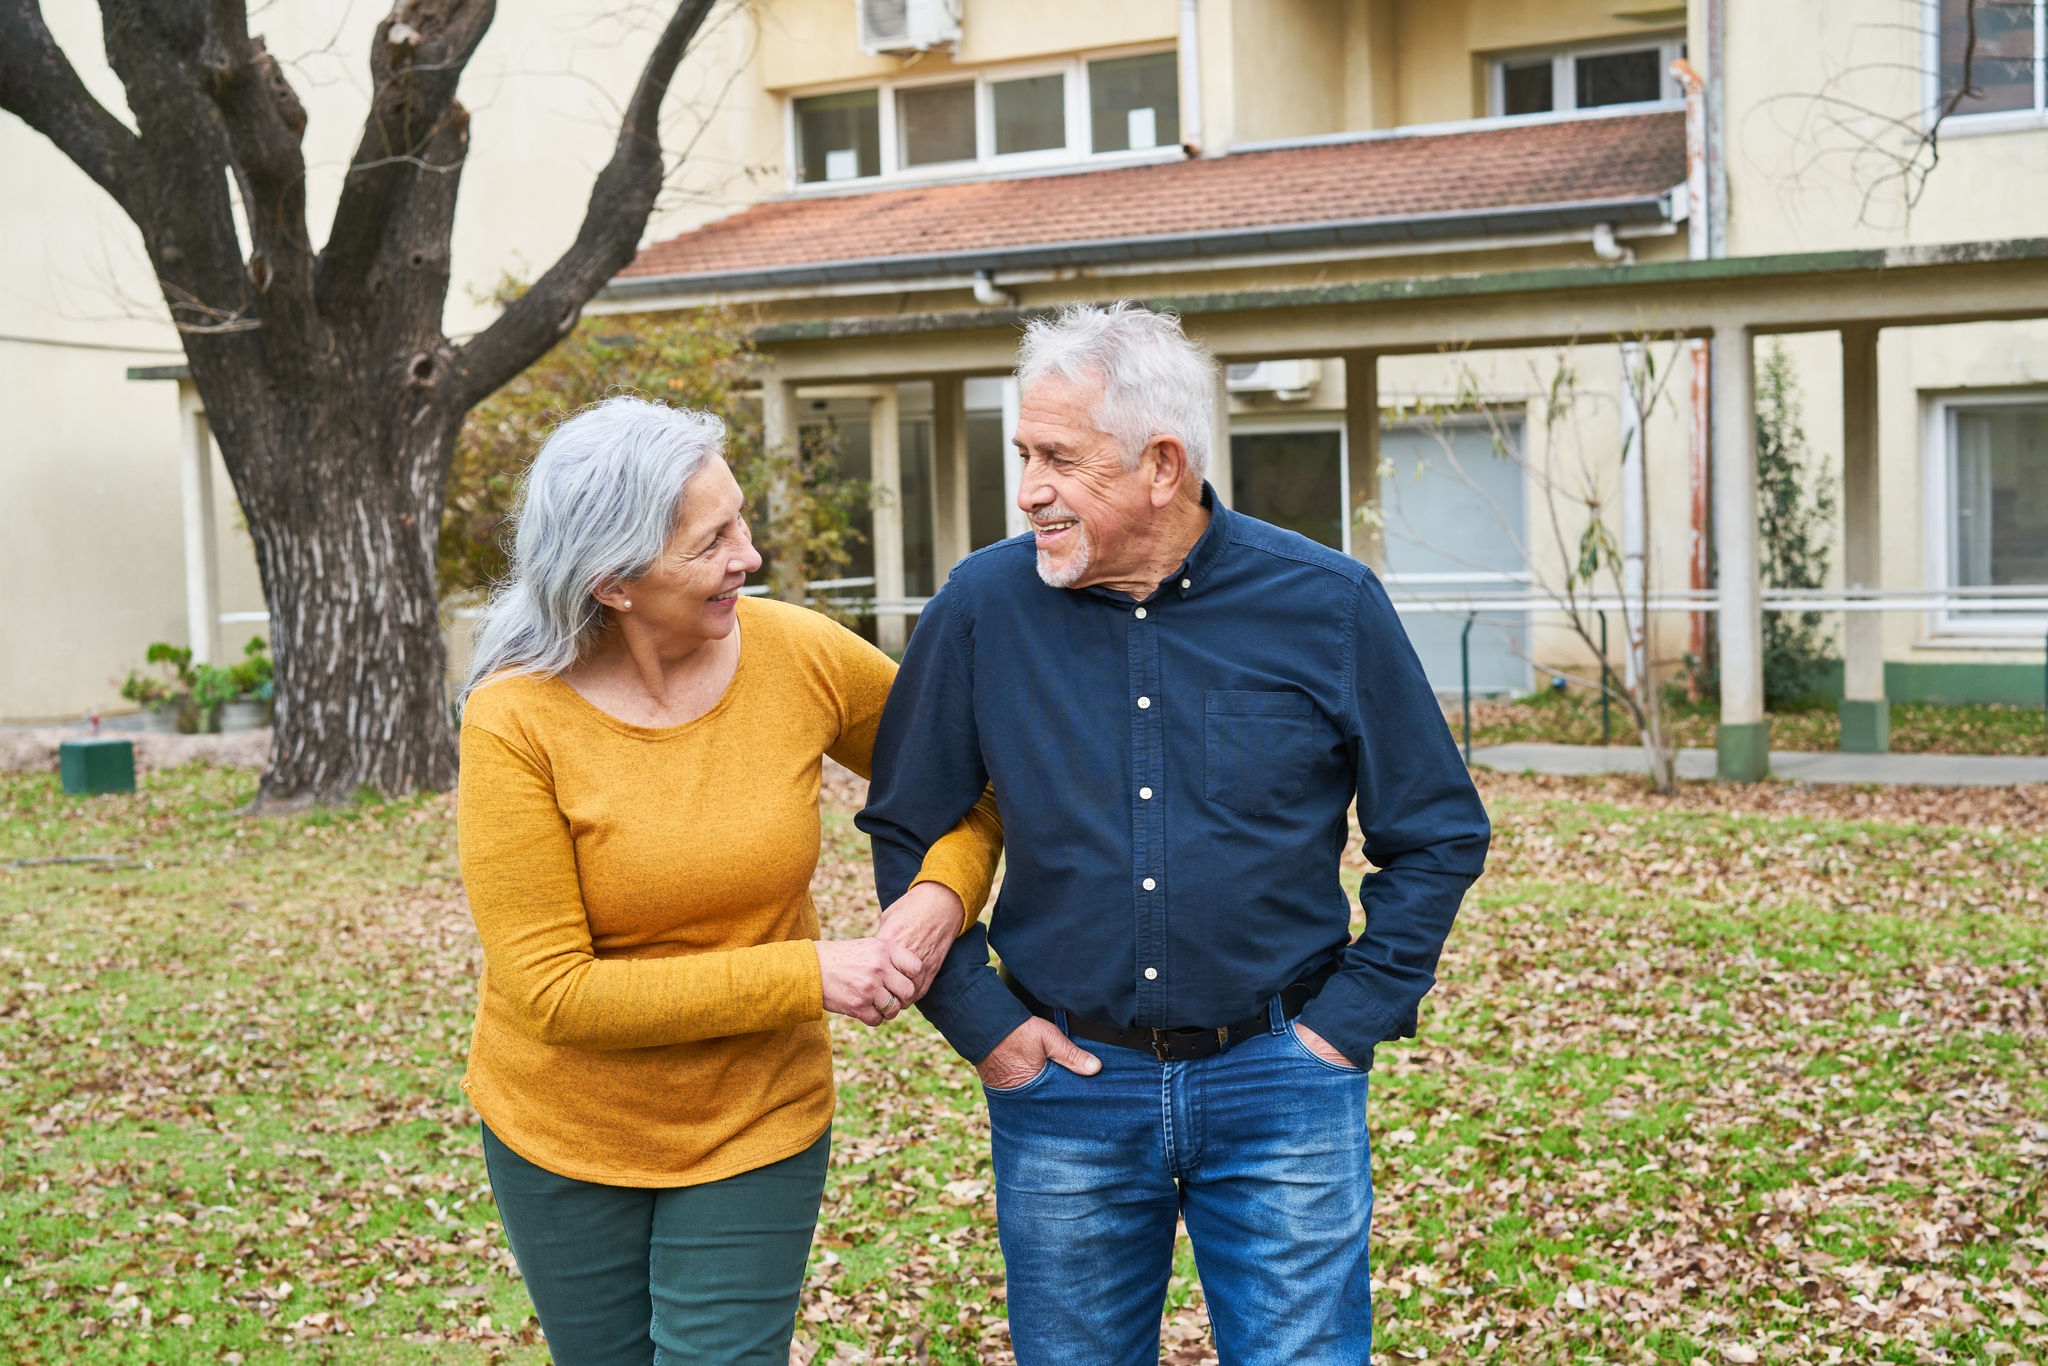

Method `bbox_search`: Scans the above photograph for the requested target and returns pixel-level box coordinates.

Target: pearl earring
[621,600,632,609]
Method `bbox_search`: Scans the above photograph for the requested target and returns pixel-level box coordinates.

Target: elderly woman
[456,397,1000,1366]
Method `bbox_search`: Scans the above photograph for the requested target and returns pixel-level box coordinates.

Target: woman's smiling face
[618,460,762,646]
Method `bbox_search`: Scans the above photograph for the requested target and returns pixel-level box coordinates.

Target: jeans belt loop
[1267,994,1287,1035]
[1054,1006,1070,1037]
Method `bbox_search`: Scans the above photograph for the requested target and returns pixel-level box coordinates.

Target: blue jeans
[985,1000,1374,1366]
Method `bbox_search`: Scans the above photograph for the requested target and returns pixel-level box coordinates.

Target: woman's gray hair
[460,396,725,709]
[1016,301,1217,473]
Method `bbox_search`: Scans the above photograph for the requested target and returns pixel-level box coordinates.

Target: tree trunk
[231,394,464,807]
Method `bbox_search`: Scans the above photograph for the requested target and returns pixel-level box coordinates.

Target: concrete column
[760,369,804,602]
[1712,324,1768,780]
[1838,326,1888,752]
[1001,377,1026,539]
[869,386,907,652]
[177,381,220,666]
[931,375,971,581]
[1208,363,1233,507]
[1343,352,1382,569]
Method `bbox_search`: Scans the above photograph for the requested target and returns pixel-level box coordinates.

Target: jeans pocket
[1204,690,1317,815]
[1285,1021,1364,1074]
[982,1060,1055,1096]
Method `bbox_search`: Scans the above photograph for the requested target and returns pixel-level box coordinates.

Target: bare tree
[1750,0,2003,230]
[1390,337,1688,792]
[1,0,716,806]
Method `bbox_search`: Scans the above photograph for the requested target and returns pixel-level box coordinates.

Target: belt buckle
[1149,1028,1172,1062]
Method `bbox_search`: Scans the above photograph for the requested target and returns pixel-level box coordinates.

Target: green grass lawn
[1459,690,2048,756]
[2,764,2044,1364]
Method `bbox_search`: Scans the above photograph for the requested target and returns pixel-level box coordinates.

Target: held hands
[975,1016,1101,1090]
[814,882,965,1029]
[876,881,966,1002]
[815,938,923,1026]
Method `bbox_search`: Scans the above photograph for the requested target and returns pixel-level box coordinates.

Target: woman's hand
[815,938,925,1026]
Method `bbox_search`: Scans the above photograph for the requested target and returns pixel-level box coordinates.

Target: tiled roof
[618,109,1684,292]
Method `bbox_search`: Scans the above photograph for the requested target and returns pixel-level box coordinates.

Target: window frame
[1920,388,2048,644]
[784,42,1182,191]
[1921,0,2048,137]
[1486,34,1687,120]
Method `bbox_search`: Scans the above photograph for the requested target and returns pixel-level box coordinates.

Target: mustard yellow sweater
[457,598,1001,1187]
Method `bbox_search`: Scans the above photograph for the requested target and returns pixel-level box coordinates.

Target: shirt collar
[1175,482,1232,596]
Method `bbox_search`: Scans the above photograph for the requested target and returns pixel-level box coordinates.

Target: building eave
[746,236,2048,345]
[600,194,1675,305]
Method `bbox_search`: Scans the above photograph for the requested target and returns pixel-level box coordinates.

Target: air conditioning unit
[1225,359,1322,401]
[858,0,961,55]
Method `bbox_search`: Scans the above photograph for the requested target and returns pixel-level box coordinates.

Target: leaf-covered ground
[1,765,2044,1365]
[1458,693,2048,757]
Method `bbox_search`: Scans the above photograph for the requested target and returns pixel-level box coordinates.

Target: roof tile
[622,110,1685,283]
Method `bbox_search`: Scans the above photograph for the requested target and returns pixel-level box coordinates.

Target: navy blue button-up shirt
[859,488,1490,1068]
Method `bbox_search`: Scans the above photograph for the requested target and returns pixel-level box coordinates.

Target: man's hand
[877,881,965,1001]
[975,1017,1101,1090]
[1294,1023,1357,1069]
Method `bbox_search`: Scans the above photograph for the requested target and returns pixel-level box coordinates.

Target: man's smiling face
[1013,372,1158,590]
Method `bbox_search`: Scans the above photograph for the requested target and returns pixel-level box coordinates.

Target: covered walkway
[701,236,2048,781]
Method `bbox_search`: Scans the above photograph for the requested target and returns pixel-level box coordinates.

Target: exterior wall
[1388,0,1655,127]
[1715,0,2048,686]
[757,0,1177,90]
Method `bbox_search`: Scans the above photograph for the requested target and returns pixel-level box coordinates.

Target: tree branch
[315,0,496,317]
[447,0,716,412]
[0,0,147,218]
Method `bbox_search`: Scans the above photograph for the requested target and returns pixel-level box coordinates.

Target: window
[898,81,976,167]
[1489,37,1683,118]
[1935,0,2047,122]
[1929,395,2048,635]
[1090,51,1180,152]
[1231,430,1345,551]
[794,89,880,183]
[788,48,1178,189]
[991,73,1067,155]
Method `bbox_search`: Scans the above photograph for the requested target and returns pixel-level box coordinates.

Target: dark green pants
[482,1123,828,1366]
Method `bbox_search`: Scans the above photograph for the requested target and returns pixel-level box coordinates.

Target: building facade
[7,1,2047,769]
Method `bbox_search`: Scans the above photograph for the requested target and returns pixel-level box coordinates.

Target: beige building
[8,1,2048,778]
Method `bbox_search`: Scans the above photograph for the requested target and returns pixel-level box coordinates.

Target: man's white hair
[1016,302,1217,474]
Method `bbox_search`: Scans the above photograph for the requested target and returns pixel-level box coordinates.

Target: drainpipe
[1591,222,1634,264]
[1179,0,1204,156]
[1703,0,1729,258]
[972,270,1016,307]
[1673,56,1714,681]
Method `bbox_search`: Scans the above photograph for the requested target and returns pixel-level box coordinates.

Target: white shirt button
[1134,607,1147,619]
[1144,967,1158,981]
[1181,578,1191,589]
[1143,877,1157,891]
[1137,696,1151,709]
[1140,786,1153,800]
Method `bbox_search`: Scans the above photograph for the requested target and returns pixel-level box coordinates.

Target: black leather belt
[999,960,1338,1063]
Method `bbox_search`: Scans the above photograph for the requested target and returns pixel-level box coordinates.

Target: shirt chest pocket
[1203,690,1319,816]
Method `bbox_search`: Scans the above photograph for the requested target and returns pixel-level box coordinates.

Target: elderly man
[860,302,1489,1365]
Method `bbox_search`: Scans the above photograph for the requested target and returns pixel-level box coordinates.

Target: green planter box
[60,738,136,795]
